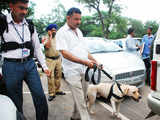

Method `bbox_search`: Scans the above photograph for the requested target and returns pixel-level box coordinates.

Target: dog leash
[85,64,113,84]
[101,69,113,80]
[85,64,101,85]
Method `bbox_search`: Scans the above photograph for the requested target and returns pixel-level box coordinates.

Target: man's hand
[87,61,94,68]
[85,60,103,70]
[48,30,52,38]
[84,60,97,68]
[44,69,51,77]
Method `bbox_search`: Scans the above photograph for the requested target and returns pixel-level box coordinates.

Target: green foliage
[33,18,46,36]
[0,0,9,13]
[108,16,128,39]
[144,21,159,35]
[26,2,36,18]
[76,0,122,38]
[34,3,66,36]
[79,16,103,37]
[1,0,159,39]
[128,18,144,37]
[127,19,159,37]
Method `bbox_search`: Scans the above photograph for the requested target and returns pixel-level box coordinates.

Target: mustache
[20,13,26,17]
[76,24,80,27]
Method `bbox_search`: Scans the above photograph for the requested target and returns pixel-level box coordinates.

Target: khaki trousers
[65,74,90,120]
[46,58,62,96]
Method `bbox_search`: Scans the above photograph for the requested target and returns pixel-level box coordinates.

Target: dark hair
[9,0,29,4]
[67,7,81,16]
[128,27,134,34]
[148,26,153,31]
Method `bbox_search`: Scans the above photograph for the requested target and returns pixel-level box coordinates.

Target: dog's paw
[112,112,122,120]
[116,116,122,120]
[112,112,117,117]
[89,110,95,115]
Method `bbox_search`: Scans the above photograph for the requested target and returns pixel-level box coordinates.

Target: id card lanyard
[12,22,24,42]
[12,22,30,57]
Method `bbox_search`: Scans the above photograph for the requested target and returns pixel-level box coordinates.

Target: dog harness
[107,82,124,100]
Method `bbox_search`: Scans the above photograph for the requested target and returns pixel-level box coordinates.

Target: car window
[85,40,122,54]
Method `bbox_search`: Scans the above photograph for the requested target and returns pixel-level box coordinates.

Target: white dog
[87,82,141,119]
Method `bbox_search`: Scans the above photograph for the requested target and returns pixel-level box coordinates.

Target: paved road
[23,73,160,120]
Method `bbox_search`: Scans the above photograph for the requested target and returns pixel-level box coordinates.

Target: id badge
[22,48,30,57]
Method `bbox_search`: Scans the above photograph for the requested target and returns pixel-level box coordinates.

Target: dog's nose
[139,96,142,99]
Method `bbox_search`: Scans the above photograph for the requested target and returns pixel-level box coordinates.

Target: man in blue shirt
[141,27,154,86]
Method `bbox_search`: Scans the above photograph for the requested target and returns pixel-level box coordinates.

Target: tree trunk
[97,8,106,37]
[105,0,114,38]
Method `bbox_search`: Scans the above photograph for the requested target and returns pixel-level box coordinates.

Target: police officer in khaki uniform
[44,24,65,101]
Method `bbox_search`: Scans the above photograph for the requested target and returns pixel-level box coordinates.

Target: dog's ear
[124,88,129,95]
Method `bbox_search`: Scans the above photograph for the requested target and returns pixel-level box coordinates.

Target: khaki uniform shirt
[45,36,59,57]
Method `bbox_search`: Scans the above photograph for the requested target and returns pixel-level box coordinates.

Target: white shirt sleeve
[126,38,137,50]
[31,28,48,70]
[56,30,68,51]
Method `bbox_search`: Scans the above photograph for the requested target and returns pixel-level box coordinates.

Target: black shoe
[48,95,56,101]
[70,117,81,120]
[56,91,66,95]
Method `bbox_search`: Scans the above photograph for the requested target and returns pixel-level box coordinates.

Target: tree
[103,0,122,37]
[34,3,66,36]
[0,0,9,13]
[80,16,100,36]
[144,21,159,35]
[108,16,128,39]
[128,18,144,37]
[26,2,36,18]
[33,18,46,36]
[76,0,122,38]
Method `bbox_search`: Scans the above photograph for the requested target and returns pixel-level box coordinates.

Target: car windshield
[86,40,123,54]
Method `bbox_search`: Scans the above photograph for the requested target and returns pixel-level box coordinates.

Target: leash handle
[85,64,101,85]
[91,64,101,84]
[85,64,114,84]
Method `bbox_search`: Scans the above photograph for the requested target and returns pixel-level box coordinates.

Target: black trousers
[143,58,151,86]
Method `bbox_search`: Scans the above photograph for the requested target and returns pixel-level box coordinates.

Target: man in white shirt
[126,28,141,53]
[56,7,98,120]
[0,0,50,120]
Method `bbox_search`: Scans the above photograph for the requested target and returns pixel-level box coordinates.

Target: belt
[4,56,31,63]
[46,55,60,60]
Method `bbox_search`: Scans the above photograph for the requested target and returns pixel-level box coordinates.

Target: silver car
[85,39,145,88]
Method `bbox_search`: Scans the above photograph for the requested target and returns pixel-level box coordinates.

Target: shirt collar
[127,34,133,38]
[64,23,71,31]
[148,34,154,38]
[64,23,78,32]
[7,13,28,25]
